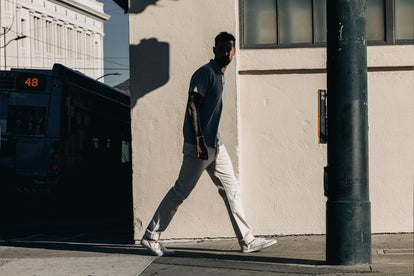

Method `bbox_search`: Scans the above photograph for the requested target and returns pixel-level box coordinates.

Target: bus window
[121,140,130,164]
[92,137,99,149]
[0,104,7,135]
[106,137,111,149]
[6,105,46,136]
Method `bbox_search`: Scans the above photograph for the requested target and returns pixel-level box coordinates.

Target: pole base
[326,201,371,265]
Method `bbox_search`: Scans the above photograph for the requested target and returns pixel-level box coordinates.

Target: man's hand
[196,137,209,160]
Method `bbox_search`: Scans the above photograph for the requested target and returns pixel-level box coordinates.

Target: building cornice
[49,0,110,21]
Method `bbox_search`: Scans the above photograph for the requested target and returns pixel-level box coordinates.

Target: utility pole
[326,0,371,265]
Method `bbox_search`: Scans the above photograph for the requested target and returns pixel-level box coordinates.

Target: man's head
[215,32,235,46]
[213,32,236,69]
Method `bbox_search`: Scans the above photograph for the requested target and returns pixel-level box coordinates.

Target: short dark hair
[215,32,236,46]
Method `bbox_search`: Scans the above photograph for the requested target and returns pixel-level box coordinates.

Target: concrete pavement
[1,232,413,275]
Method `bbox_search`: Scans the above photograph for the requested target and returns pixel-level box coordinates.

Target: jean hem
[145,229,161,241]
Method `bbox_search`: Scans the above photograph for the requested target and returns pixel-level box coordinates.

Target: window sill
[238,45,414,73]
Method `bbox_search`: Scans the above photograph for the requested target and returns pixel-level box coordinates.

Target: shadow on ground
[2,237,323,266]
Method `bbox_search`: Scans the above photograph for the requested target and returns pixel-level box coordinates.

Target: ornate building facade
[1,0,109,79]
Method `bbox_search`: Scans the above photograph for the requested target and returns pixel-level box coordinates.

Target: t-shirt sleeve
[188,67,210,98]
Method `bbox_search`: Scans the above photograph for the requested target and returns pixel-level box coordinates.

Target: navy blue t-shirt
[183,60,226,147]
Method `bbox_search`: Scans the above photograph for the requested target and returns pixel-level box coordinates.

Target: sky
[97,0,129,87]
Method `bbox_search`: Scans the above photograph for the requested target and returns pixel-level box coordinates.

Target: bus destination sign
[16,73,46,91]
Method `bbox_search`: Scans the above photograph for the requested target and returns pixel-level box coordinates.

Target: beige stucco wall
[368,69,414,233]
[239,72,327,235]
[239,45,414,235]
[129,0,241,241]
[129,0,413,241]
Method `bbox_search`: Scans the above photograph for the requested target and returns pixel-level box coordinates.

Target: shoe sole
[242,239,277,253]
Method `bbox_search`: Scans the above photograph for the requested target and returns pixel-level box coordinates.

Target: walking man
[141,32,276,256]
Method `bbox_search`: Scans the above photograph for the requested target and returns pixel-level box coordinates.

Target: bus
[0,64,131,220]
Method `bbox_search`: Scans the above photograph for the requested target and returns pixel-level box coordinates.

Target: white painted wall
[129,0,414,242]
[239,72,327,235]
[239,45,414,235]
[368,69,414,233]
[129,0,241,241]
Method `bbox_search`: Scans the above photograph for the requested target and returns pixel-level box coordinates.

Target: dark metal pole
[326,0,371,265]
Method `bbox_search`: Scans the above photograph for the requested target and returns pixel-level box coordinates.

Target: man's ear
[213,46,216,55]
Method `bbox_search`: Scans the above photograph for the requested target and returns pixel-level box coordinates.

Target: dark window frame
[240,0,414,49]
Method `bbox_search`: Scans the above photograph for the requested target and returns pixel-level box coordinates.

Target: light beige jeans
[145,143,254,246]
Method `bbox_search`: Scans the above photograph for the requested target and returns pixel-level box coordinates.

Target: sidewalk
[1,233,413,275]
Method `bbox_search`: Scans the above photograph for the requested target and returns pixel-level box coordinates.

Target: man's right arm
[187,92,208,160]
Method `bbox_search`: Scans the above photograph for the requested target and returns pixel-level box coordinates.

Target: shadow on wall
[129,0,160,13]
[129,38,169,108]
[129,0,178,14]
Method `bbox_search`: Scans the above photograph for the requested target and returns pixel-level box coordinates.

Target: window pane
[367,0,385,41]
[314,0,327,43]
[279,0,312,44]
[395,0,414,40]
[243,0,277,44]
[6,106,47,135]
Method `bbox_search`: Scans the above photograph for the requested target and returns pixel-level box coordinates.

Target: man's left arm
[187,92,208,160]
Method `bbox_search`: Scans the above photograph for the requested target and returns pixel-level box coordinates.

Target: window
[33,16,41,51]
[45,20,53,53]
[67,27,74,58]
[94,41,99,59]
[85,33,92,61]
[395,0,414,40]
[20,19,26,47]
[121,140,131,164]
[56,24,64,56]
[240,0,414,48]
[367,0,385,41]
[76,30,83,59]
[279,0,313,44]
[6,105,47,136]
[243,0,277,44]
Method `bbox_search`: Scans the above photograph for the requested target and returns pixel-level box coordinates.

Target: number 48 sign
[17,73,46,91]
[25,77,39,87]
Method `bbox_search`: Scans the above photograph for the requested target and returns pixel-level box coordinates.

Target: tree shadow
[129,0,178,14]
[129,38,169,108]
[129,0,160,13]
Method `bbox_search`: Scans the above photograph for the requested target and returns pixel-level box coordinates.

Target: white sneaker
[242,237,277,253]
[140,235,175,256]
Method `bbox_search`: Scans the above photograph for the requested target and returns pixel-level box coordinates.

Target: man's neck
[214,59,228,73]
